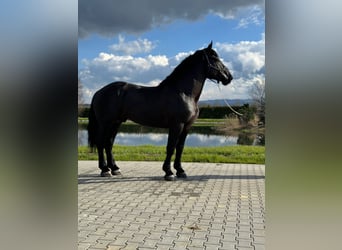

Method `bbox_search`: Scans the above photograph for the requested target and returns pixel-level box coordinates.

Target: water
[78,130,263,147]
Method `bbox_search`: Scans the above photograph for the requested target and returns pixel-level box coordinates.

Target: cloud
[174,51,193,62]
[109,35,156,55]
[215,34,265,77]
[236,5,264,29]
[79,36,265,103]
[80,47,170,99]
[79,0,264,38]
[201,74,265,100]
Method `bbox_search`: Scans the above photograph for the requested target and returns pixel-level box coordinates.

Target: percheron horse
[88,42,233,180]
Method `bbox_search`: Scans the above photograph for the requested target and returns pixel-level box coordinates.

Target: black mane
[159,50,203,87]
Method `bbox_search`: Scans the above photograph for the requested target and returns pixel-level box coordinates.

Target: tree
[238,103,256,127]
[249,79,265,126]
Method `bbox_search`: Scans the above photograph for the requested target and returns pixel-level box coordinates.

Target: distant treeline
[78,104,256,119]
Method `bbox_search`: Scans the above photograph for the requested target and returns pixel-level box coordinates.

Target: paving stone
[158,236,174,245]
[190,238,205,247]
[187,247,205,250]
[253,235,265,244]
[154,244,172,250]
[124,242,142,249]
[204,243,221,250]
[78,242,92,250]
[206,235,221,245]
[237,239,253,248]
[219,241,236,250]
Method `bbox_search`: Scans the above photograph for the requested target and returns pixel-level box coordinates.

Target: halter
[203,50,223,83]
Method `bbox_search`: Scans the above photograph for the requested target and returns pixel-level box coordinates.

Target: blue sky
[79,1,265,103]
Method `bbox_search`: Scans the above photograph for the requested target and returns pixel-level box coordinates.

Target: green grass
[78,118,223,125]
[78,145,265,164]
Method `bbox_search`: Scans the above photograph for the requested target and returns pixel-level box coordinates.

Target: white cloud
[109,35,156,55]
[201,74,265,100]
[236,5,264,29]
[174,51,192,62]
[216,35,265,76]
[83,86,94,103]
[84,52,169,75]
[238,51,264,73]
[147,55,169,67]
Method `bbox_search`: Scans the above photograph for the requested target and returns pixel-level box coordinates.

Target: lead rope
[214,81,244,117]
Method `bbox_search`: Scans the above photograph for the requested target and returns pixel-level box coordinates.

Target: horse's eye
[211,52,218,58]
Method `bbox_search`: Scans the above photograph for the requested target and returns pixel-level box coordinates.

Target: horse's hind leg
[105,123,122,175]
[98,145,111,177]
[97,123,119,177]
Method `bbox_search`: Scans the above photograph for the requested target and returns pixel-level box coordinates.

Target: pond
[78,129,264,147]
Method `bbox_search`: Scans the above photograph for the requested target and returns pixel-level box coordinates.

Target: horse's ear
[207,41,213,50]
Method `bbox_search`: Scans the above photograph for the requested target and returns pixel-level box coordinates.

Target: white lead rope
[215,81,244,117]
[222,97,244,117]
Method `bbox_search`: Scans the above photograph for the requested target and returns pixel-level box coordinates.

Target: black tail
[87,102,97,150]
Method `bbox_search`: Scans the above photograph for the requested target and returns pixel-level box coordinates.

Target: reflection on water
[114,133,238,147]
[78,130,264,147]
[237,132,265,146]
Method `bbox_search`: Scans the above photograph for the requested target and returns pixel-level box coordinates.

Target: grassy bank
[78,145,265,164]
[78,118,225,127]
[78,118,226,135]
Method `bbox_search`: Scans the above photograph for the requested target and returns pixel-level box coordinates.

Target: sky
[78,0,265,104]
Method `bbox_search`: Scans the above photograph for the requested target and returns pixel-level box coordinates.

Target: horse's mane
[159,50,202,87]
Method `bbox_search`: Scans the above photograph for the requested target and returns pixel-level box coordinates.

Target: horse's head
[203,42,233,85]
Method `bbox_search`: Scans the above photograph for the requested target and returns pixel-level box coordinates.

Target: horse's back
[91,81,128,122]
[93,81,126,98]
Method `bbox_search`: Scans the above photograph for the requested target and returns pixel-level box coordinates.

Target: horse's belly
[128,109,169,128]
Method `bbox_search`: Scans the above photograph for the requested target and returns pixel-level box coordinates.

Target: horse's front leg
[174,127,190,178]
[163,124,184,181]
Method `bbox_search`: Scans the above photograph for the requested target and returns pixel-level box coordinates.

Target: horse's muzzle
[222,73,233,85]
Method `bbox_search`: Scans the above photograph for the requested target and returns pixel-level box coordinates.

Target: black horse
[88,42,233,181]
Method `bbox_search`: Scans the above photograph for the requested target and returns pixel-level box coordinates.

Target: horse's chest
[185,101,197,117]
[180,94,198,120]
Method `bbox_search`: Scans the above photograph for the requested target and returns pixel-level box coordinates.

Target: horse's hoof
[164,174,176,181]
[111,169,122,176]
[177,172,187,178]
[100,171,112,177]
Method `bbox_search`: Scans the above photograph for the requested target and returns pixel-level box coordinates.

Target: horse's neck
[176,68,206,102]
[191,78,206,102]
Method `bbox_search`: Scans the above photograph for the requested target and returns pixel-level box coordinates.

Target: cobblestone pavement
[78,161,265,250]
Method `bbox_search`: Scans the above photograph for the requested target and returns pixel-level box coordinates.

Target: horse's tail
[87,102,97,150]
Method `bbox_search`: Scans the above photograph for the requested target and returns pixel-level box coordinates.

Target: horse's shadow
[78,174,264,185]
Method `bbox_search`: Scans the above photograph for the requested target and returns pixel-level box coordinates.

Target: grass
[78,118,224,126]
[78,145,265,164]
